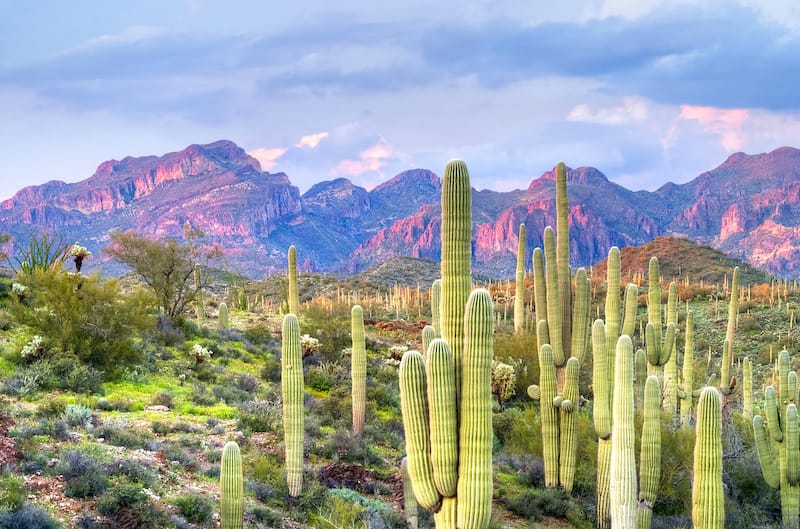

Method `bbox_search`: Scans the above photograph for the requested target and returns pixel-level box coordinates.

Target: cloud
[676,105,749,150]
[295,132,329,149]
[567,97,649,124]
[247,147,288,171]
[332,141,393,179]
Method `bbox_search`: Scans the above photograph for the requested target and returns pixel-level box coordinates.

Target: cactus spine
[610,335,636,529]
[754,349,800,528]
[281,313,304,497]
[637,376,662,529]
[351,305,366,438]
[218,302,228,330]
[220,441,243,529]
[693,386,724,529]
[288,245,299,316]
[514,223,526,334]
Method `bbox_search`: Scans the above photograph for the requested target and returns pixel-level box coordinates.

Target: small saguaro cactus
[743,356,753,420]
[281,313,304,497]
[287,246,300,316]
[693,386,724,529]
[218,302,229,330]
[220,441,243,529]
[721,266,740,395]
[754,349,800,528]
[351,305,366,438]
[513,223,526,334]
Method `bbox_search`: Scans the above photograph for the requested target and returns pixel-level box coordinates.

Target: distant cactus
[721,267,740,395]
[218,302,228,330]
[220,441,243,529]
[281,314,304,497]
[514,223,526,334]
[351,305,366,438]
[693,387,724,529]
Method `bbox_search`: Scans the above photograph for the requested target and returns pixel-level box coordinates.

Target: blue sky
[1,0,800,200]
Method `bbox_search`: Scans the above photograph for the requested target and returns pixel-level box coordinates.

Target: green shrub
[0,504,62,529]
[58,449,109,498]
[237,398,282,433]
[151,391,175,408]
[96,482,148,516]
[0,474,26,511]
[172,493,214,523]
[61,404,94,429]
[36,398,67,419]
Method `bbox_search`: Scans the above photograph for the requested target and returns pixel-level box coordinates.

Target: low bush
[0,504,62,529]
[172,493,214,523]
[58,449,108,499]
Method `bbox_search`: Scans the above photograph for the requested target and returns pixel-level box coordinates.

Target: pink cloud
[333,141,393,177]
[677,105,749,150]
[295,131,329,149]
[247,147,288,171]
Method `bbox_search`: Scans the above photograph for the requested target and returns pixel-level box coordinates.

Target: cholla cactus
[191,343,212,363]
[300,334,320,356]
[69,243,91,273]
[491,360,517,407]
[20,335,44,360]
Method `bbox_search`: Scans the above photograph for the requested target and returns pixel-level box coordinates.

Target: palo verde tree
[105,226,221,321]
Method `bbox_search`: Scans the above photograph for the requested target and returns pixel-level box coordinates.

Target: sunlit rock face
[3,142,800,277]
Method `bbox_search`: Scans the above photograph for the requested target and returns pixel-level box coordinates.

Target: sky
[1,0,800,200]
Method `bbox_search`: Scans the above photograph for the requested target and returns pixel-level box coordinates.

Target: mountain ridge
[2,140,800,278]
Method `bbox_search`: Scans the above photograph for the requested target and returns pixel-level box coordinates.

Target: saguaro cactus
[195,263,205,326]
[645,257,676,376]
[220,441,243,529]
[754,349,800,528]
[721,266,740,395]
[401,457,419,529]
[431,279,442,338]
[218,302,229,330]
[351,305,366,438]
[281,314,304,497]
[514,223,526,334]
[288,246,299,316]
[679,311,695,426]
[743,356,753,420]
[693,387,724,529]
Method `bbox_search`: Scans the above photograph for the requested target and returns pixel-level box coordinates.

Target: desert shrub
[501,486,572,521]
[213,384,250,405]
[150,391,175,408]
[303,305,351,362]
[248,505,283,527]
[160,443,196,470]
[0,474,26,511]
[172,493,214,523]
[98,418,152,449]
[233,373,261,393]
[62,405,94,430]
[327,488,406,529]
[95,482,172,528]
[58,449,109,498]
[243,325,272,346]
[313,430,382,467]
[260,357,281,382]
[493,407,524,448]
[105,458,157,487]
[94,398,114,411]
[0,504,62,529]
[36,398,67,418]
[366,380,398,410]
[238,398,282,433]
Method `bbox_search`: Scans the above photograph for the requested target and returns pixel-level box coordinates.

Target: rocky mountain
[2,140,800,278]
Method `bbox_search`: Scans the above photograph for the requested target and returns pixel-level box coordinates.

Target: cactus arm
[431,279,442,338]
[533,247,548,348]
[399,350,442,512]
[754,415,780,489]
[543,227,564,367]
[401,457,419,529]
[692,386,724,529]
[647,257,662,348]
[559,357,580,493]
[660,322,675,366]
[621,283,638,338]
[281,314,304,497]
[514,223,526,334]
[605,247,621,362]
[426,339,458,497]
[610,335,637,529]
[422,325,436,360]
[787,404,800,486]
[457,288,494,529]
[637,376,661,529]
[766,386,785,442]
[570,268,590,364]
[288,246,299,315]
[351,305,366,438]
[220,441,243,529]
[539,343,560,487]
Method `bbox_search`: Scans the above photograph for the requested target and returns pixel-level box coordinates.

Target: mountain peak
[372,169,440,193]
[530,165,608,189]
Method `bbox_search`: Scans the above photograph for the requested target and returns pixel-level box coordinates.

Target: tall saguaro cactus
[693,387,724,529]
[514,223,526,334]
[679,311,695,426]
[754,349,800,528]
[721,267,740,395]
[288,246,299,316]
[440,160,472,401]
[610,335,637,529]
[220,441,243,529]
[351,305,366,438]
[281,314,304,497]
